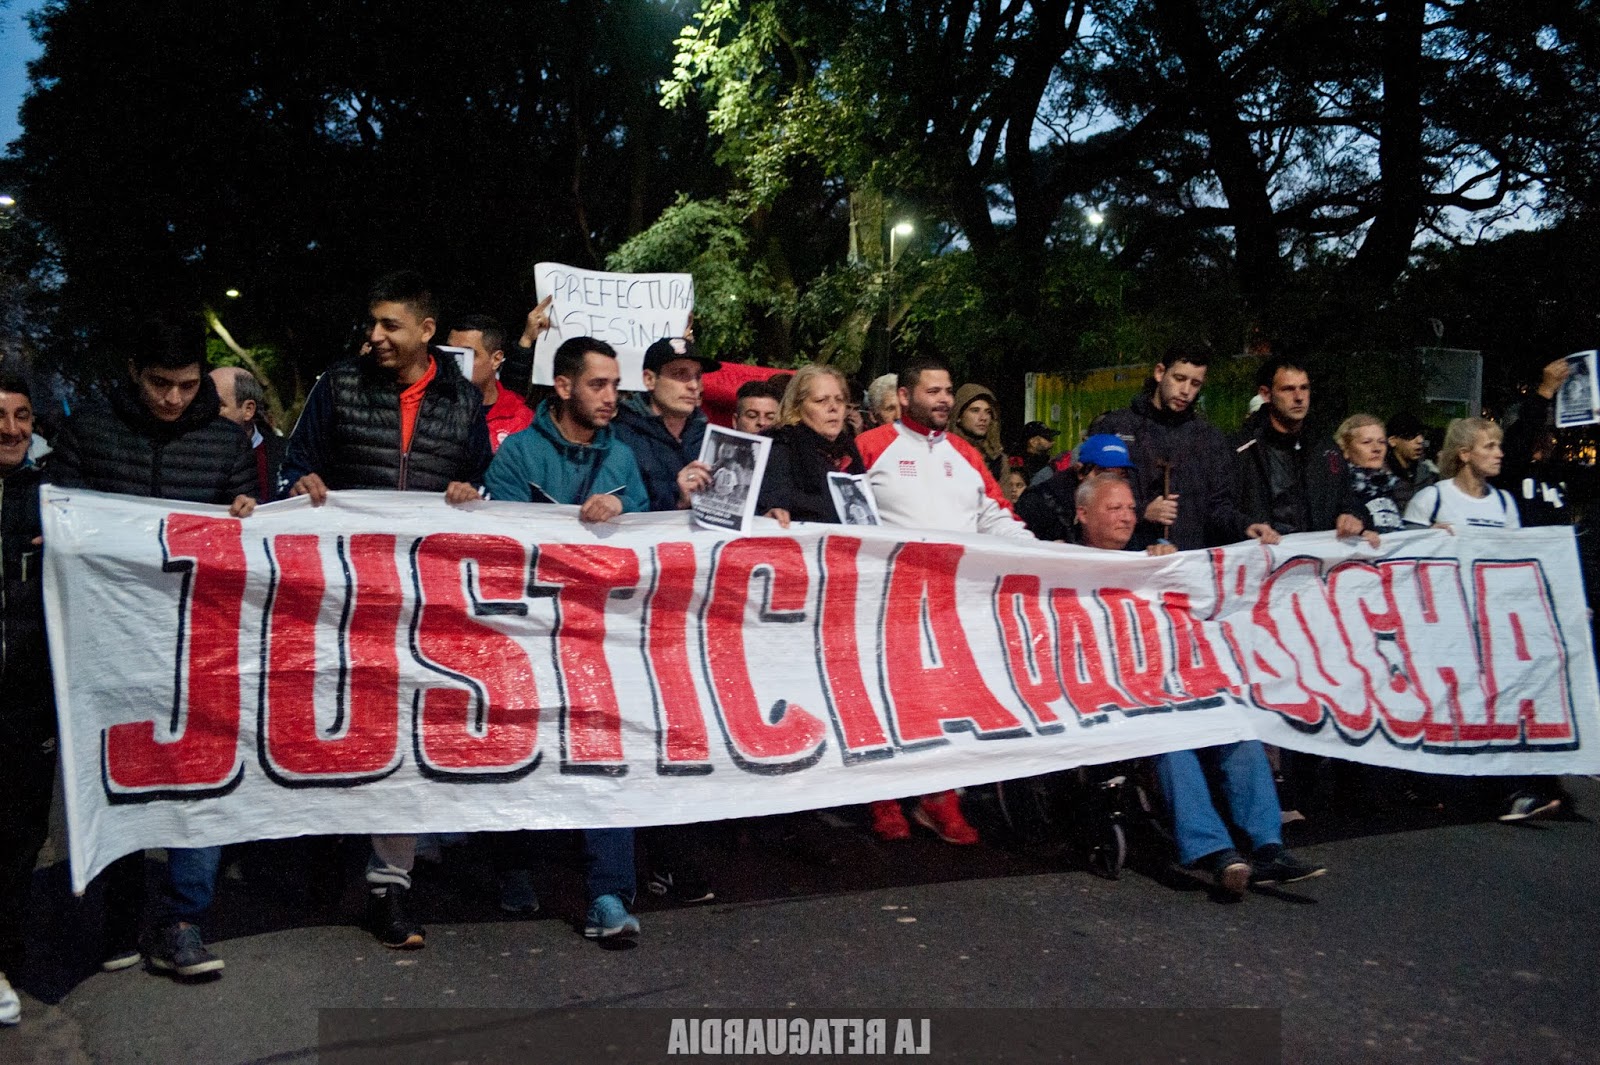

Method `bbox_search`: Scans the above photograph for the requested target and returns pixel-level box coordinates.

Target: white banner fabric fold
[41,487,1598,891]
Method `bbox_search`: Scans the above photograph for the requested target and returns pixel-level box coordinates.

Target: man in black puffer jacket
[280,271,491,953]
[279,273,490,500]
[50,339,256,508]
[48,313,257,983]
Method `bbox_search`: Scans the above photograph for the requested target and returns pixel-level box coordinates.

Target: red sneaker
[870,800,911,841]
[912,791,980,845]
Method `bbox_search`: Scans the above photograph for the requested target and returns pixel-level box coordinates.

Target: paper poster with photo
[1556,350,1600,428]
[436,345,476,383]
[530,262,695,391]
[827,472,881,526]
[691,426,770,533]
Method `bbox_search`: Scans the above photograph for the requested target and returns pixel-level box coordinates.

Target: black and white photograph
[691,425,771,532]
[827,471,880,526]
[1556,349,1599,427]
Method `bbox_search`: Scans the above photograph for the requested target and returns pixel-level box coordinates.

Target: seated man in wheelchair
[1074,475,1327,896]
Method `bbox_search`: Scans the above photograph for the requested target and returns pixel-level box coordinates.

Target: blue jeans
[584,828,635,904]
[156,846,223,924]
[1155,741,1282,866]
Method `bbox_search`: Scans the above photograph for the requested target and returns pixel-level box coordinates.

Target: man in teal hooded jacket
[485,336,647,515]
[480,335,648,941]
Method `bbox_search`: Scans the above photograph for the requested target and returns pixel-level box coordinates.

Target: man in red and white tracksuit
[855,356,1033,844]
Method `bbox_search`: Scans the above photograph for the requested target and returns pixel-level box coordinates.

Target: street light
[882,221,916,372]
[889,221,914,268]
[225,288,241,299]
[1085,208,1105,227]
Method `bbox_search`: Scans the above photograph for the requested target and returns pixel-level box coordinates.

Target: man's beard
[568,401,611,432]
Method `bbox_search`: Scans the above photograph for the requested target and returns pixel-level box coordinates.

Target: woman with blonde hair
[757,364,867,525]
[1403,417,1520,530]
[1336,413,1406,531]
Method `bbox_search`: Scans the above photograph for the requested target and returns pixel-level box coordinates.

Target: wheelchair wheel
[1085,821,1127,880]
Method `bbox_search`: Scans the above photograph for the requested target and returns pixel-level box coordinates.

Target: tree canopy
[2,0,1596,422]
[654,0,1600,391]
[3,0,715,396]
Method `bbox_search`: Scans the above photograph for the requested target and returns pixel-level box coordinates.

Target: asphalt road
[4,775,1597,1064]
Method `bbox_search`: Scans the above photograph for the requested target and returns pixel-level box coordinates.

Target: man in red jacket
[449,314,533,451]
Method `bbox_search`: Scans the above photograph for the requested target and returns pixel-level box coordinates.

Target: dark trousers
[489,829,637,904]
[0,735,56,973]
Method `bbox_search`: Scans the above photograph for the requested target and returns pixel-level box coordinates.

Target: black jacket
[756,423,866,523]
[1090,393,1250,550]
[280,350,492,494]
[256,429,288,502]
[1495,391,1576,528]
[1232,412,1365,534]
[48,376,256,504]
[611,394,708,512]
[1,463,53,746]
[1013,471,1081,544]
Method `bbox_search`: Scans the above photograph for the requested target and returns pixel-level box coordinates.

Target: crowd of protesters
[0,271,1584,1026]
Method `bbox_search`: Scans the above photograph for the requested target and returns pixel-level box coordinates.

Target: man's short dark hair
[1160,343,1210,370]
[368,271,439,322]
[453,314,506,356]
[898,356,951,392]
[552,336,617,382]
[1256,353,1310,390]
[0,360,32,402]
[131,312,207,373]
[735,379,781,404]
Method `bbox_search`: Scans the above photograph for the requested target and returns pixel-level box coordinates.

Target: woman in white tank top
[1403,417,1520,530]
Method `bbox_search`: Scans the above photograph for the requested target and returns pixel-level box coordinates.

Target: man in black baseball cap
[1017,420,1059,483]
[609,334,723,905]
[613,336,721,512]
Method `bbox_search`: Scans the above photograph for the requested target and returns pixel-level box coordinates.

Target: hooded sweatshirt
[952,383,1005,482]
[611,392,708,512]
[483,398,648,512]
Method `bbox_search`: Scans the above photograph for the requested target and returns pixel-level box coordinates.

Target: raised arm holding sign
[530,262,695,391]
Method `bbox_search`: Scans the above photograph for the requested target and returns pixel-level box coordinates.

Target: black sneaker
[1499,791,1561,822]
[100,944,143,972]
[1192,848,1251,897]
[148,923,225,977]
[365,887,425,949]
[646,870,714,904]
[1250,845,1326,885]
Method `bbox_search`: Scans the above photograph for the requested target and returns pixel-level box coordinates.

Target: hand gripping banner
[40,487,1598,890]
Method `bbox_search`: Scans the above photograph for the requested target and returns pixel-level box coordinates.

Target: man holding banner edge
[280,271,492,950]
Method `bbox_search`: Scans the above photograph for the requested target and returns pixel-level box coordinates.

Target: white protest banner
[530,262,694,391]
[42,487,1598,890]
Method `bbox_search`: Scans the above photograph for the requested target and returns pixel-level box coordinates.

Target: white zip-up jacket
[857,417,1033,539]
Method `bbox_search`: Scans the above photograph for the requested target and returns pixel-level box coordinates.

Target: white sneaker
[0,971,20,1025]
